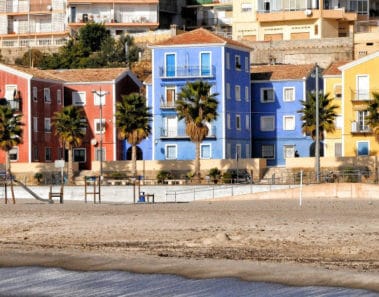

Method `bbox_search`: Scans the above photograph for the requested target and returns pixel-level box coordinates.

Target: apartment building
[232,0,364,41]
[0,0,159,51]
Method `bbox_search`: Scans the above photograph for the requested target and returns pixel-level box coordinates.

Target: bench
[49,184,64,204]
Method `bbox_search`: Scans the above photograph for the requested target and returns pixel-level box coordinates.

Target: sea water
[0,267,377,297]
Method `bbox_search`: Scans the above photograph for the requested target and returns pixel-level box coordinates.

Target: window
[235,85,241,101]
[236,144,241,159]
[226,52,230,70]
[94,119,105,134]
[245,115,250,130]
[93,90,107,106]
[357,110,369,131]
[261,144,274,159]
[9,147,18,161]
[227,113,231,129]
[165,53,176,77]
[44,118,51,132]
[261,88,274,103]
[356,75,369,100]
[226,83,231,99]
[334,84,342,99]
[283,145,295,158]
[236,114,241,130]
[45,147,52,161]
[200,52,211,76]
[357,141,369,156]
[164,86,176,107]
[260,116,275,131]
[58,148,64,160]
[245,56,249,72]
[235,55,241,70]
[33,117,38,132]
[33,146,39,161]
[226,143,231,158]
[73,148,86,162]
[95,147,105,162]
[201,144,211,159]
[164,116,177,137]
[335,143,342,157]
[283,115,295,130]
[33,87,38,101]
[335,115,343,129]
[245,86,249,101]
[44,88,51,103]
[241,2,253,12]
[5,85,17,101]
[57,89,62,105]
[165,144,177,160]
[245,143,250,158]
[283,87,295,102]
[80,118,87,135]
[72,91,86,106]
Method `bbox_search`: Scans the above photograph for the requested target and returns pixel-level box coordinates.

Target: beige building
[232,0,366,41]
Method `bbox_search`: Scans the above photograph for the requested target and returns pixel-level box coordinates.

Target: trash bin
[138,191,145,202]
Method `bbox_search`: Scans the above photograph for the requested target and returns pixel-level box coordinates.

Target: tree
[176,80,219,181]
[78,22,109,53]
[367,92,379,141]
[115,93,152,177]
[298,92,338,136]
[0,103,24,203]
[52,105,87,185]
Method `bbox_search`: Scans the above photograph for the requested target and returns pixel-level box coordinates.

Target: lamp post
[92,88,109,182]
[315,64,320,183]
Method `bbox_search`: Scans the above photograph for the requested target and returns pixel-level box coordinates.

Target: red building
[0,64,141,171]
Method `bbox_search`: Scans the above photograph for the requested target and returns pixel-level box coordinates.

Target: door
[200,52,211,76]
[165,116,177,137]
[357,75,369,100]
[165,54,175,77]
[70,7,76,23]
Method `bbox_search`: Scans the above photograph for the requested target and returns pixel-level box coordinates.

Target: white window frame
[283,115,295,131]
[227,113,231,129]
[94,119,106,134]
[33,117,38,132]
[95,147,106,162]
[245,86,249,101]
[93,90,107,106]
[245,56,249,72]
[260,116,275,131]
[335,115,343,129]
[356,141,369,156]
[245,143,250,158]
[165,86,176,107]
[333,84,342,99]
[235,55,241,70]
[57,89,62,105]
[241,2,253,12]
[226,143,231,159]
[245,114,250,130]
[226,52,230,70]
[33,87,38,101]
[200,144,211,159]
[226,83,231,99]
[283,87,295,102]
[44,88,51,103]
[283,145,295,158]
[260,88,274,103]
[165,144,177,160]
[5,85,17,101]
[9,147,18,161]
[44,118,51,132]
[236,144,241,159]
[72,91,86,106]
[236,114,241,130]
[235,85,241,101]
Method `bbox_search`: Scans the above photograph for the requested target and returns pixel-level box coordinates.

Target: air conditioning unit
[304,9,312,16]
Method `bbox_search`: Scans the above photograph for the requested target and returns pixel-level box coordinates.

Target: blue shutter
[200,52,211,76]
[166,54,175,77]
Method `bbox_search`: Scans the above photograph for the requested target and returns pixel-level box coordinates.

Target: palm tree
[0,103,24,203]
[367,92,379,141]
[115,93,152,177]
[298,92,338,156]
[52,105,86,185]
[176,80,219,181]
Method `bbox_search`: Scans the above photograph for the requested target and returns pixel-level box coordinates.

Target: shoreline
[0,192,378,293]
[0,251,378,293]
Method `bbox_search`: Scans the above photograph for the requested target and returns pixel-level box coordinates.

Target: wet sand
[0,190,378,292]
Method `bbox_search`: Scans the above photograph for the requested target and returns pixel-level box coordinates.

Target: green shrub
[157,170,172,184]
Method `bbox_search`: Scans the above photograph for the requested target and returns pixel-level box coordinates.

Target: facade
[339,51,379,157]
[232,0,360,41]
[251,64,320,166]
[144,28,252,161]
[0,64,141,170]
[322,61,348,157]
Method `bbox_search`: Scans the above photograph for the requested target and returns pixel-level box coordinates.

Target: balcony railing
[351,121,371,133]
[160,126,217,138]
[8,99,22,112]
[159,65,215,79]
[160,100,176,109]
[351,89,379,102]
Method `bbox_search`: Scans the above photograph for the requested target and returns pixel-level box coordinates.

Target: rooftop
[251,64,315,80]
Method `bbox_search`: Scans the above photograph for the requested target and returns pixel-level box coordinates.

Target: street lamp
[92,88,109,182]
[315,64,321,183]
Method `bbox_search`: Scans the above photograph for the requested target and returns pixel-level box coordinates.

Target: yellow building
[339,51,379,157]
[322,61,349,157]
[232,0,359,41]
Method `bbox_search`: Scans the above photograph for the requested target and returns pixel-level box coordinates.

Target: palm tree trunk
[195,141,201,182]
[68,148,74,185]
[5,151,15,204]
[132,144,137,177]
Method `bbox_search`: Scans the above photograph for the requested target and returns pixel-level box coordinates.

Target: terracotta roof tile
[251,64,315,80]
[323,61,350,76]
[152,28,251,50]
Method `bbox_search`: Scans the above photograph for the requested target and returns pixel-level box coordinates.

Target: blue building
[251,64,322,166]
[139,28,252,161]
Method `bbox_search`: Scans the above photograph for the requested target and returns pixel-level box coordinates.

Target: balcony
[351,89,379,102]
[160,126,217,138]
[351,121,371,134]
[160,99,176,109]
[159,65,216,79]
[8,98,22,112]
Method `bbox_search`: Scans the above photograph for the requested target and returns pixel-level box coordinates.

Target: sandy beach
[0,186,378,293]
